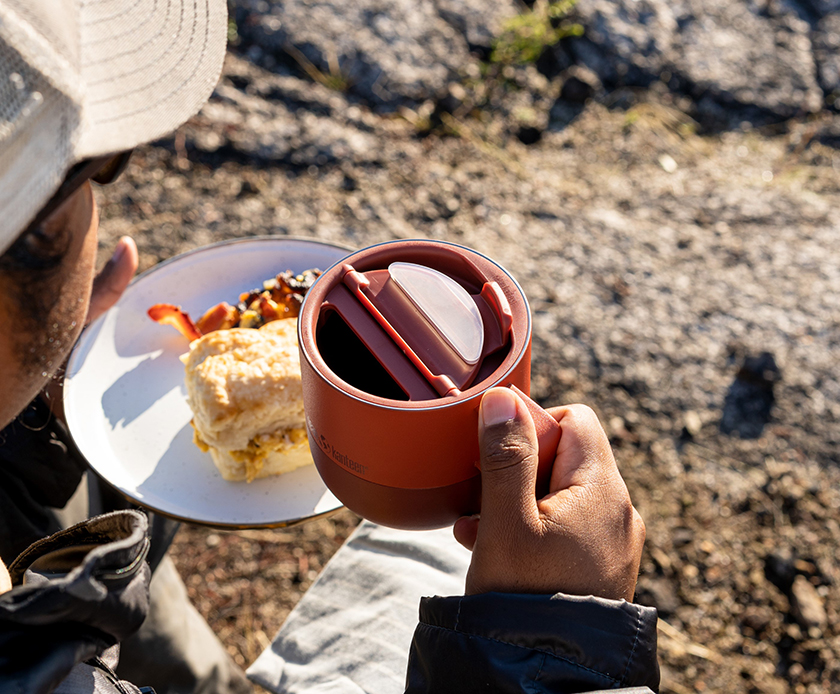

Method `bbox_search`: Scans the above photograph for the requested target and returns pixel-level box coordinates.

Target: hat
[0,0,227,254]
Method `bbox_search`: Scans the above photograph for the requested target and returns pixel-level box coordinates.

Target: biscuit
[184,318,312,482]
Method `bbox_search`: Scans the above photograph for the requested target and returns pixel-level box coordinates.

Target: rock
[562,0,676,88]
[231,0,828,126]
[672,0,823,124]
[434,0,518,53]
[797,0,840,15]
[765,550,797,592]
[635,576,680,616]
[516,126,542,145]
[790,575,827,631]
[741,605,774,635]
[672,527,694,547]
[813,14,840,99]
[813,117,840,148]
[560,76,593,104]
[559,66,602,103]
[720,352,780,440]
[548,99,585,131]
[185,55,381,167]
[555,0,823,126]
[750,675,790,694]
[683,410,703,437]
[231,0,518,109]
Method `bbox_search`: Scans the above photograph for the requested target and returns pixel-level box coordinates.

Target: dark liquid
[317,311,409,400]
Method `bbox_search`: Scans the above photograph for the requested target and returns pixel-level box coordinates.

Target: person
[0,1,659,693]
[0,0,250,692]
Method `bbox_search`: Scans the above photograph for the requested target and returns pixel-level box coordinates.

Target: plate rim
[65,236,356,529]
[117,235,356,290]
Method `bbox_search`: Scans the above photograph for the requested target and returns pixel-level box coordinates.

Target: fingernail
[480,388,518,428]
[111,238,128,264]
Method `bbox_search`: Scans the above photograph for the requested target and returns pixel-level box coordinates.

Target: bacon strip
[147,304,202,341]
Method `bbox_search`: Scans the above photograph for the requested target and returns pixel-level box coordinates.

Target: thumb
[477,388,540,533]
[87,236,138,325]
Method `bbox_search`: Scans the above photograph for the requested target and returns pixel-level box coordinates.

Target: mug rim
[298,238,533,412]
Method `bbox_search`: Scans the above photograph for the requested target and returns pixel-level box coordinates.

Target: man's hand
[453,387,645,601]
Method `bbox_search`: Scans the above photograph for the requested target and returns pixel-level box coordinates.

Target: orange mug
[298,239,559,530]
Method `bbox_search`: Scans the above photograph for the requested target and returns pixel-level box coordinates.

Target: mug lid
[317,256,513,399]
[389,262,484,366]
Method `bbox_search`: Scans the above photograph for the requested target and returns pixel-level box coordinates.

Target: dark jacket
[0,511,152,694]
[0,400,88,561]
[406,591,659,693]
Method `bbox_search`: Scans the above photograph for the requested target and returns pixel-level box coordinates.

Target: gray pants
[118,556,252,694]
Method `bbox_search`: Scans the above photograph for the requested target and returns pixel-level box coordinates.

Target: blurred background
[94,1,840,692]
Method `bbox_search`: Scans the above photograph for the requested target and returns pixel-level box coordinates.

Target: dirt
[94,51,840,694]
[169,510,360,680]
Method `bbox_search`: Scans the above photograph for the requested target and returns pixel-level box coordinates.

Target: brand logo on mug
[306,416,368,476]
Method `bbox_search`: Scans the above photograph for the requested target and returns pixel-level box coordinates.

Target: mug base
[312,447,481,530]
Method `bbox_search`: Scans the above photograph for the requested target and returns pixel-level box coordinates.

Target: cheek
[62,194,99,340]
[2,188,98,402]
[36,191,99,373]
[0,190,99,427]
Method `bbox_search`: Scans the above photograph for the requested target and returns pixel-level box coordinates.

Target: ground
[94,52,840,694]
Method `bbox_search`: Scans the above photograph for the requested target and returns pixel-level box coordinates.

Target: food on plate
[148,269,321,482]
[147,269,321,341]
[184,319,310,482]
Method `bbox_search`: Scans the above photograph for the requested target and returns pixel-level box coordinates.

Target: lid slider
[319,261,514,401]
[343,265,461,397]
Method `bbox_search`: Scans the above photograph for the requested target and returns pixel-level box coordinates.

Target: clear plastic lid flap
[389,262,484,365]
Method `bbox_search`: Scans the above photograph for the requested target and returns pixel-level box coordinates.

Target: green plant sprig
[490,0,583,67]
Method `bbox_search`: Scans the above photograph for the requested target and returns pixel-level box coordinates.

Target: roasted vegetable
[195,302,240,334]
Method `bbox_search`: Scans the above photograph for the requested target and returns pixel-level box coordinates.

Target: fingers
[455,388,542,554]
[613,505,647,601]
[453,515,479,551]
[464,396,646,599]
[477,388,540,533]
[87,236,138,325]
[545,404,618,493]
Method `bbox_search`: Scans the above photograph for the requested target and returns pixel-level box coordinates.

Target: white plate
[64,237,352,529]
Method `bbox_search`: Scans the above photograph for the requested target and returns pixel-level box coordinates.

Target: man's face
[0,183,99,428]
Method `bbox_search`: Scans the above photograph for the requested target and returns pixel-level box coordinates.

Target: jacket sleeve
[0,511,151,694]
[405,591,659,694]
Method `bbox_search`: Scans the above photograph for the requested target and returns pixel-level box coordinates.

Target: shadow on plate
[102,351,182,429]
[133,420,340,528]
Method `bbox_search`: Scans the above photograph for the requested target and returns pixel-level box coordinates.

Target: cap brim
[77,0,227,158]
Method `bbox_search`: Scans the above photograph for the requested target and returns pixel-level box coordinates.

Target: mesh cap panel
[0,37,76,246]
